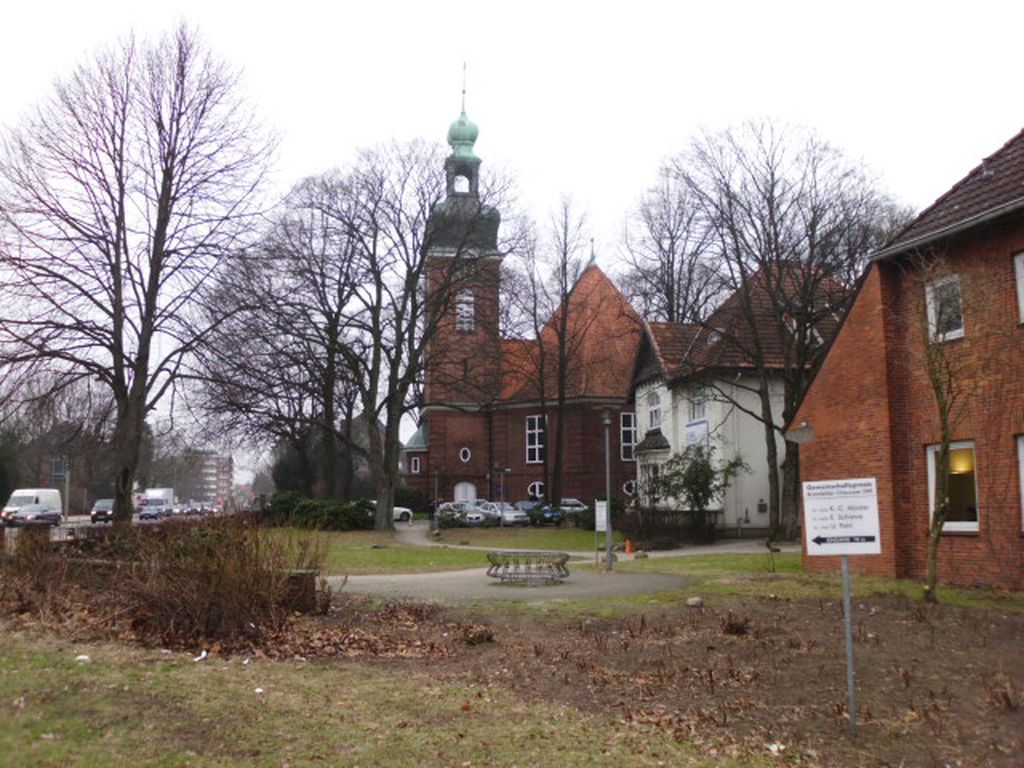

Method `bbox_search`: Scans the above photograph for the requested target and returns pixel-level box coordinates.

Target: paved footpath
[327,522,799,604]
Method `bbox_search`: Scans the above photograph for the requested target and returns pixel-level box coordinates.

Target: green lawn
[432,526,625,551]
[614,551,1024,611]
[0,631,731,768]
[268,529,487,574]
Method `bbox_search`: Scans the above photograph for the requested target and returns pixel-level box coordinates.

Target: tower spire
[461,62,467,113]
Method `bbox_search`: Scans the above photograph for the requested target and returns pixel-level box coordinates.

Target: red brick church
[402,111,642,506]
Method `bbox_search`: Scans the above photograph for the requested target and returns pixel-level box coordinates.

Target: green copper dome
[447,111,479,159]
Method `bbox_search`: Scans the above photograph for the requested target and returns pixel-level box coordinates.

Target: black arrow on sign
[812,535,876,545]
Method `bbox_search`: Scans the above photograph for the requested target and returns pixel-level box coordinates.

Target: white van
[2,488,64,524]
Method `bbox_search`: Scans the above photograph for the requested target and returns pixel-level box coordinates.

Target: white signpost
[594,501,608,566]
[802,478,881,736]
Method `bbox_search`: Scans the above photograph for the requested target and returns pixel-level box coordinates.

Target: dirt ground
[301,592,1024,768]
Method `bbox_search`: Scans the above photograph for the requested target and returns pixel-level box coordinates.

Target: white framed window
[688,388,706,422]
[926,440,978,533]
[620,412,637,461]
[1014,252,1024,323]
[527,480,545,499]
[459,447,472,463]
[455,290,475,332]
[526,415,546,464]
[1018,436,1024,529]
[646,391,661,430]
[925,275,964,342]
[623,479,637,496]
[410,456,421,474]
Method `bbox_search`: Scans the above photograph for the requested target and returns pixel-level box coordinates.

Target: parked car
[7,502,62,527]
[476,501,528,526]
[514,500,540,512]
[463,509,486,526]
[531,505,565,526]
[369,501,414,523]
[559,498,588,514]
[436,501,468,521]
[90,498,115,524]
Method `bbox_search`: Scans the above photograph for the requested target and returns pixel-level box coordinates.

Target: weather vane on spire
[461,62,467,113]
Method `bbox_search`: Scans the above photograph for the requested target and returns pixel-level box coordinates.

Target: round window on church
[623,479,637,496]
[459,447,472,463]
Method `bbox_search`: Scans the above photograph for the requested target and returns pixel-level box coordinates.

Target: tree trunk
[111,397,145,526]
[780,442,801,540]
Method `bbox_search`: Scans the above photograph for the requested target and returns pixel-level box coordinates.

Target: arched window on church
[453,174,470,194]
[455,290,475,332]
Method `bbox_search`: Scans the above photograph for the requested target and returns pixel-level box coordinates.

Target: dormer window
[455,290,475,332]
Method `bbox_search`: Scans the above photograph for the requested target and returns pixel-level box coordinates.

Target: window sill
[940,529,979,537]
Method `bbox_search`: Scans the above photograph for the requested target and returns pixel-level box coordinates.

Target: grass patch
[269,529,487,575]
[432,527,624,551]
[0,629,733,767]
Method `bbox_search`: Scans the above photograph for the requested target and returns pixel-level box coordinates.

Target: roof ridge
[882,126,1024,251]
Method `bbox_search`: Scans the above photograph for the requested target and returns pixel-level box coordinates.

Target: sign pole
[841,555,857,736]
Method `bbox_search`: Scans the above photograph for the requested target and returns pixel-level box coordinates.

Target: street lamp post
[492,463,510,526]
[602,410,613,572]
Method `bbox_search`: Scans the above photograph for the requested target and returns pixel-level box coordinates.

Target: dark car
[138,504,163,521]
[90,498,114,524]
[7,503,62,527]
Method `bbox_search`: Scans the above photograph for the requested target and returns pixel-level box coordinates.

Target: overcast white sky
[3,1,1021,479]
[4,1,1022,250]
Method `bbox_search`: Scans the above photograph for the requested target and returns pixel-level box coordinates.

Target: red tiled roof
[646,321,701,379]
[878,127,1024,257]
[647,264,845,382]
[500,266,643,402]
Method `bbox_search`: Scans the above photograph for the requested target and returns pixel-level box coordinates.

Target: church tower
[423,106,504,407]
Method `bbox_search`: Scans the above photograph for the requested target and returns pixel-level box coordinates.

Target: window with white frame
[410,456,421,474]
[646,391,661,430]
[527,480,545,499]
[622,479,637,496]
[926,440,978,532]
[1018,436,1024,528]
[925,275,964,342]
[1015,252,1024,322]
[526,415,546,464]
[455,290,475,332]
[620,412,637,461]
[459,447,472,463]
[688,388,706,422]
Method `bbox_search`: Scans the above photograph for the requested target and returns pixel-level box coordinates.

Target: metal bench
[486,550,570,584]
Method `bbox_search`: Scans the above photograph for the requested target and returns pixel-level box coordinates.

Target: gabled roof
[501,266,643,402]
[647,265,844,384]
[875,127,1024,259]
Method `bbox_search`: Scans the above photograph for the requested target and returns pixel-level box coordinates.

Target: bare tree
[620,167,720,323]
[0,25,273,522]
[674,120,907,539]
[195,177,362,500]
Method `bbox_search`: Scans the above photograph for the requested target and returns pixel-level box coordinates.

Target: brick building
[403,110,643,506]
[793,128,1024,590]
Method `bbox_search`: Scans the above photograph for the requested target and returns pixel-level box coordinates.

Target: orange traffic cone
[625,539,633,556]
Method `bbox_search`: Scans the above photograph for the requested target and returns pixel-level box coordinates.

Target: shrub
[289,498,374,531]
[0,516,324,646]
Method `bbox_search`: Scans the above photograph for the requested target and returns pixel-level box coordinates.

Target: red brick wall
[797,218,1024,590]
[795,264,900,578]
[407,403,637,506]
[424,256,503,405]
